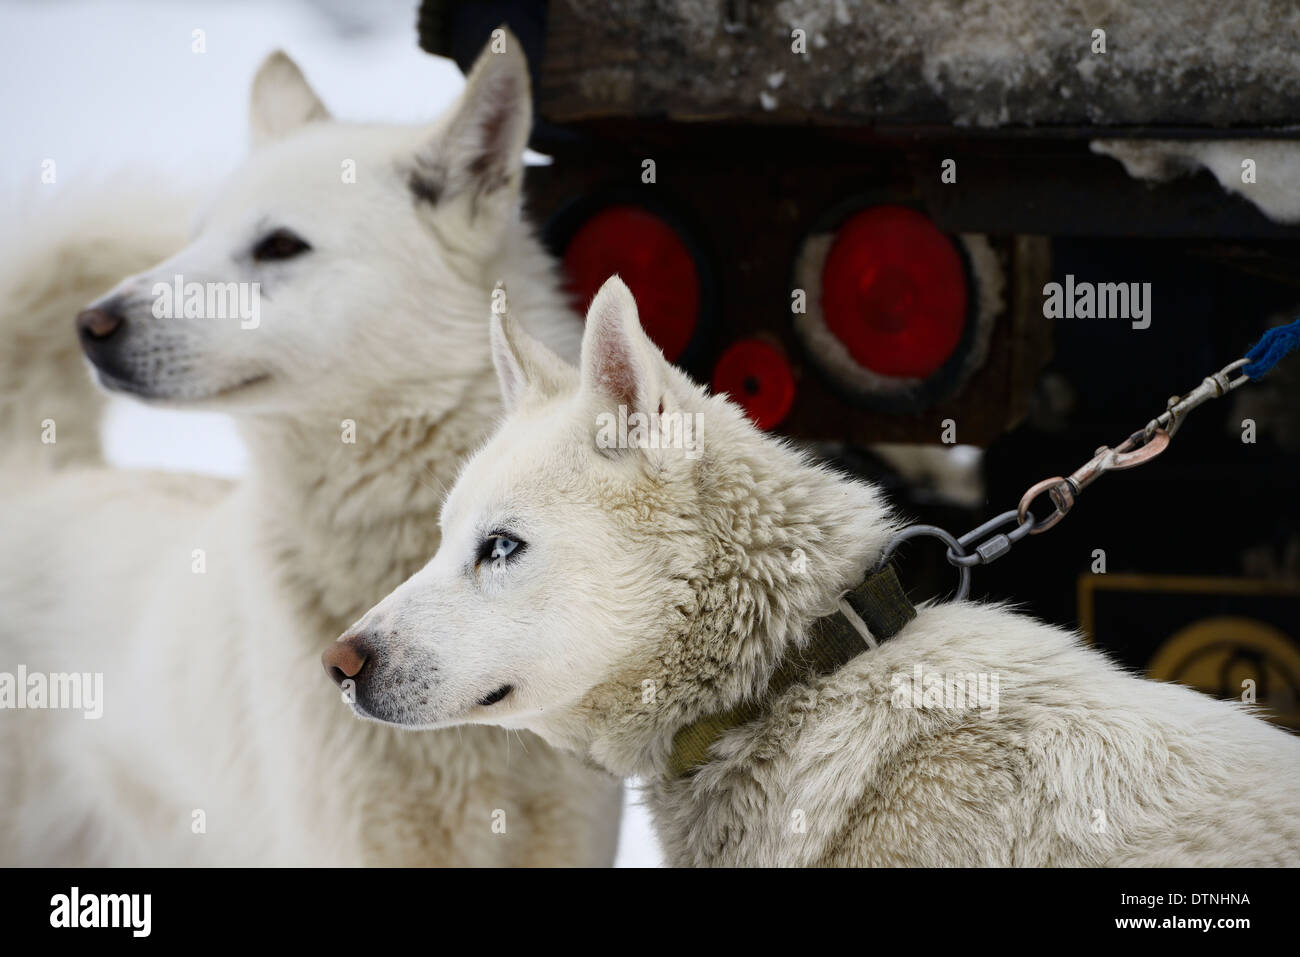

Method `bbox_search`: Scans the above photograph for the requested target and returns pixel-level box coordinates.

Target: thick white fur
[0,184,187,468]
[343,276,1300,867]
[0,39,620,865]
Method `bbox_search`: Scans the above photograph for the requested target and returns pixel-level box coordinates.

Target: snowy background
[0,0,661,867]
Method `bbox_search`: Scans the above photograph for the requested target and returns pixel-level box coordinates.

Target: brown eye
[252,228,311,262]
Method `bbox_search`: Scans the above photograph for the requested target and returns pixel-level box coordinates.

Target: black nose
[76,303,125,342]
[322,632,371,687]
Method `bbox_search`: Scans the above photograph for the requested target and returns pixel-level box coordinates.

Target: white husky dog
[328,276,1300,867]
[0,36,620,865]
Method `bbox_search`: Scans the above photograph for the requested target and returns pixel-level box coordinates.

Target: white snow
[1092,139,1300,224]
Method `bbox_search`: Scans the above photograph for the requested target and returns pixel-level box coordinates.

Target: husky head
[78,33,551,413]
[324,277,897,775]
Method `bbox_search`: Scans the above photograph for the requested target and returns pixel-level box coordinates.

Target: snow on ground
[0,0,661,868]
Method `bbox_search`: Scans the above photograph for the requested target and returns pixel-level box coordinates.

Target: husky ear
[408,29,531,223]
[579,276,669,418]
[490,310,574,413]
[250,51,330,148]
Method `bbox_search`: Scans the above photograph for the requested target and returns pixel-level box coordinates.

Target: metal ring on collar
[879,524,972,601]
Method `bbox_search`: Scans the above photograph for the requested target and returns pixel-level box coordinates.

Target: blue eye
[477,533,524,568]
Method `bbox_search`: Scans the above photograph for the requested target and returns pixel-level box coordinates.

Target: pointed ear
[490,310,575,413]
[408,28,531,218]
[579,276,668,416]
[249,51,330,148]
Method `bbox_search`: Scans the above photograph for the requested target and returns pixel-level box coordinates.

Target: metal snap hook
[1017,477,1075,534]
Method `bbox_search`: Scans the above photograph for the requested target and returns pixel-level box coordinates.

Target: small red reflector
[562,205,700,361]
[712,339,795,430]
[820,206,967,379]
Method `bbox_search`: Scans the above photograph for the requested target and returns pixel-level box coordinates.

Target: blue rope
[1243,317,1300,378]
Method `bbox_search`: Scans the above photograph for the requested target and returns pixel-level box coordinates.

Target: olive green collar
[667,563,916,778]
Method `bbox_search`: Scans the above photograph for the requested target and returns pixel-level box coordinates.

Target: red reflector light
[562,205,699,362]
[820,206,967,379]
[712,338,795,430]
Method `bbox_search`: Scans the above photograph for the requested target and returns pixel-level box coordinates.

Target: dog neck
[571,423,902,782]
[238,252,579,640]
[237,376,500,637]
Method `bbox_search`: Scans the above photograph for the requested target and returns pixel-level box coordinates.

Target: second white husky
[329,276,1300,867]
[1,37,619,865]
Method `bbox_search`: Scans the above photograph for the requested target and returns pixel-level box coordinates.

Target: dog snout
[322,632,371,687]
[76,301,126,343]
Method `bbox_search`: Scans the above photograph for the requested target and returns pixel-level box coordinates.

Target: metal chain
[879,355,1257,600]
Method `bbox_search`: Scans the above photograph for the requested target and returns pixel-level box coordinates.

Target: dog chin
[346,700,461,732]
[89,367,160,399]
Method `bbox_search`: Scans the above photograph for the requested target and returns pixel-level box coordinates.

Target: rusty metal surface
[540,0,1300,130]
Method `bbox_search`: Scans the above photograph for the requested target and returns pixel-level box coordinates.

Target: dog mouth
[346,686,514,729]
[477,684,514,707]
[94,369,270,401]
[213,372,272,397]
